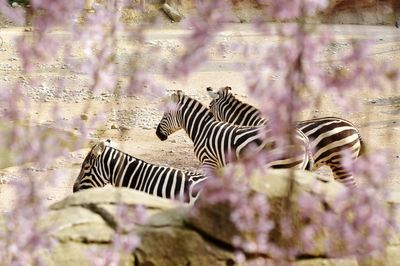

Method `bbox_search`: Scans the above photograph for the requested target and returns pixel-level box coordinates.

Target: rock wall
[39,170,400,266]
[117,0,400,26]
[320,0,398,25]
[228,0,400,25]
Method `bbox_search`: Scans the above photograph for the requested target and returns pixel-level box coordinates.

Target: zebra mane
[210,87,258,115]
[223,90,249,105]
[177,92,215,120]
[102,145,144,163]
[224,91,260,114]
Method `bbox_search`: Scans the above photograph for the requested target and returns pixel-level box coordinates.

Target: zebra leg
[329,164,357,188]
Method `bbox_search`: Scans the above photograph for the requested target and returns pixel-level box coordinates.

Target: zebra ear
[206,87,219,99]
[224,86,232,91]
[105,139,117,148]
[91,141,106,158]
[171,91,181,102]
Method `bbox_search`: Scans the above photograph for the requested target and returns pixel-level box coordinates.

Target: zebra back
[73,140,207,204]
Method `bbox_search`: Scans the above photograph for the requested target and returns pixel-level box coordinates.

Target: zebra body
[207,86,365,187]
[156,90,312,171]
[73,140,206,204]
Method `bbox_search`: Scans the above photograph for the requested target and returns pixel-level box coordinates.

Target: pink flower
[165,0,232,79]
[0,1,26,25]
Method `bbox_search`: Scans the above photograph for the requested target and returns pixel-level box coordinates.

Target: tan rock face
[321,0,398,25]
[40,174,400,265]
[173,0,399,25]
[393,0,400,27]
[42,188,235,266]
[186,169,347,257]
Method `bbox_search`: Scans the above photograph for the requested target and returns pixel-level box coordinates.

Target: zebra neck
[180,99,214,143]
[226,97,260,124]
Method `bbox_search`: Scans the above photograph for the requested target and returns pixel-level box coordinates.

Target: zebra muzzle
[156,126,168,141]
[73,182,80,193]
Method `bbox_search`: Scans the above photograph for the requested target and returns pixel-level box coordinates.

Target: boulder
[41,188,235,266]
[162,2,183,22]
[38,172,400,265]
[187,169,347,257]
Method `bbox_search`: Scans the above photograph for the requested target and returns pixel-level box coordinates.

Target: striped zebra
[156,90,313,172]
[207,86,365,187]
[73,139,207,204]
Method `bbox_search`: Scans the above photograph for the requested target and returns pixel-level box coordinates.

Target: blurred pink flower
[258,0,328,20]
[0,177,56,266]
[0,0,26,25]
[165,0,232,79]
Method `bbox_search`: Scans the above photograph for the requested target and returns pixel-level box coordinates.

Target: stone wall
[117,0,400,26]
[39,170,400,265]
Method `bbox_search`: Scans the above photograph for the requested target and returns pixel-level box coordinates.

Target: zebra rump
[73,139,207,204]
[206,86,365,187]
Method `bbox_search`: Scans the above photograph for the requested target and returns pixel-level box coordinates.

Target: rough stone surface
[187,169,400,259]
[162,3,183,22]
[187,169,346,257]
[135,226,235,266]
[42,242,121,266]
[158,0,400,25]
[50,186,180,211]
[42,188,235,265]
[40,175,400,265]
[295,258,359,266]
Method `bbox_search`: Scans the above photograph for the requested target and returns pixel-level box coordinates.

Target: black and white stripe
[73,140,206,204]
[156,90,312,172]
[207,86,365,187]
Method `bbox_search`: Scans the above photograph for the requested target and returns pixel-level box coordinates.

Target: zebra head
[73,140,111,192]
[206,86,232,121]
[156,90,184,141]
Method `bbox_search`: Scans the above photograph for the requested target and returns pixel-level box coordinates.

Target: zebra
[73,139,207,204]
[156,90,313,172]
[206,86,365,187]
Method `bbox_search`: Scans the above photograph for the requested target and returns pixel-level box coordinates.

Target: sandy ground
[0,23,399,212]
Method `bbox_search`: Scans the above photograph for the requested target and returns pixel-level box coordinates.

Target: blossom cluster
[16,0,84,72]
[165,0,232,79]
[73,0,121,93]
[193,0,398,263]
[0,0,398,265]
[298,152,395,258]
[0,176,55,265]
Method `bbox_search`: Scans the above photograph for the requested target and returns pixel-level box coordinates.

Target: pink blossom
[29,0,84,31]
[0,177,56,266]
[125,70,165,98]
[165,0,231,79]
[258,0,328,20]
[0,0,26,25]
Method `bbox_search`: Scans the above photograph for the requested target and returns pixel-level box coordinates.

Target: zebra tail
[305,147,314,171]
[305,154,314,171]
[358,133,366,157]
